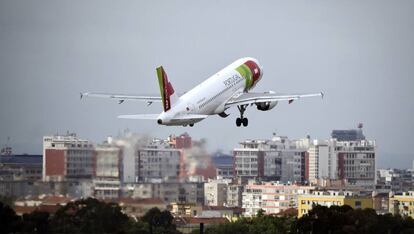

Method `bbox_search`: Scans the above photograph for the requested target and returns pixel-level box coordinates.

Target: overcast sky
[1,1,413,168]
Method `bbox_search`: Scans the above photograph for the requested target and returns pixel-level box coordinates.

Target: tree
[21,211,50,234]
[49,197,129,233]
[0,201,21,234]
[141,207,180,234]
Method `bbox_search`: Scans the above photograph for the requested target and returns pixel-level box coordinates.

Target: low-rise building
[127,182,204,204]
[0,154,42,181]
[298,191,373,218]
[242,182,315,217]
[389,191,414,218]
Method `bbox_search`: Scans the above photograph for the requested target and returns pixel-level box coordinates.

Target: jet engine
[256,101,278,111]
[255,90,277,111]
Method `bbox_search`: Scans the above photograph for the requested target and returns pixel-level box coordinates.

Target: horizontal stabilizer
[118,114,159,119]
[172,114,208,120]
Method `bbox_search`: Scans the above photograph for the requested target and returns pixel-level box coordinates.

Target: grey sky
[1,1,413,168]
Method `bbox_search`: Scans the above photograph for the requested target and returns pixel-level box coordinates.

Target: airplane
[81,57,323,127]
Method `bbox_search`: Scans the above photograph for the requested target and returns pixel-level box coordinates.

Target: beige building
[298,191,373,218]
[389,191,414,218]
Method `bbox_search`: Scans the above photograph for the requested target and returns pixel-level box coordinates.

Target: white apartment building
[204,180,229,206]
[307,138,376,188]
[307,140,335,182]
[242,181,315,216]
[234,136,307,183]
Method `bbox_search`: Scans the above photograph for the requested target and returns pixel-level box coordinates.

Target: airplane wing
[80,92,161,104]
[225,92,323,107]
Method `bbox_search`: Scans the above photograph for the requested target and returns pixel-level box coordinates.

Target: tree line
[202,206,414,234]
[0,198,179,234]
[1,197,414,234]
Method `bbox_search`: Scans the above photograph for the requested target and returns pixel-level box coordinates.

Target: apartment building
[242,181,315,216]
[136,139,182,182]
[389,191,414,218]
[43,133,95,181]
[298,191,373,218]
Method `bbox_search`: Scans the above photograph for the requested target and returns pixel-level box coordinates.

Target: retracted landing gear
[236,105,248,127]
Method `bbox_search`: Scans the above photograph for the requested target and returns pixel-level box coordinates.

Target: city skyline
[1,1,414,169]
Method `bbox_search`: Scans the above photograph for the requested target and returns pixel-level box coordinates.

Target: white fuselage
[158,57,263,125]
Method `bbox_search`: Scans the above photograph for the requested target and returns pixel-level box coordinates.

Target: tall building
[234,136,307,183]
[298,191,373,218]
[93,143,122,199]
[233,140,281,181]
[227,184,243,207]
[136,139,182,182]
[336,139,376,188]
[242,181,315,216]
[211,153,234,179]
[307,137,376,189]
[43,133,95,181]
[204,180,228,206]
[307,140,335,182]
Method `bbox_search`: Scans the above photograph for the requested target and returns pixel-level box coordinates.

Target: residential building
[307,140,335,182]
[127,182,204,204]
[376,169,414,192]
[227,184,243,207]
[298,191,373,218]
[204,180,228,206]
[335,139,376,188]
[234,136,308,183]
[43,133,94,181]
[0,154,42,181]
[93,144,122,199]
[119,197,167,218]
[243,181,315,217]
[389,191,414,218]
[136,138,182,182]
[234,140,281,181]
[211,153,234,179]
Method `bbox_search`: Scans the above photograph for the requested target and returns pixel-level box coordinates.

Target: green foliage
[205,215,296,234]
[0,195,16,207]
[0,198,181,234]
[297,205,414,234]
[141,207,180,234]
[205,205,414,234]
[49,197,129,233]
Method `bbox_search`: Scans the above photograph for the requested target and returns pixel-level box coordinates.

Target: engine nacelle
[256,101,278,111]
[256,90,277,111]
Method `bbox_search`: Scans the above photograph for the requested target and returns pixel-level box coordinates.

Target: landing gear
[236,105,249,127]
[189,124,194,127]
